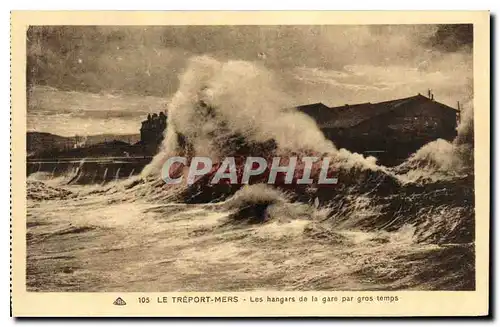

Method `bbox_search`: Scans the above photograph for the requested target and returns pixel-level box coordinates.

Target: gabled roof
[295,102,331,111]
[296,94,458,129]
[295,102,338,124]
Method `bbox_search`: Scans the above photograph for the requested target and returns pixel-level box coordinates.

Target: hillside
[27,132,74,156]
[27,132,141,157]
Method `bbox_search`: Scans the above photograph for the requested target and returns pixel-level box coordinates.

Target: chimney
[427,89,431,98]
[431,93,434,100]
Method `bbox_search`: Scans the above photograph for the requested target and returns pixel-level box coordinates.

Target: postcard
[11,10,490,317]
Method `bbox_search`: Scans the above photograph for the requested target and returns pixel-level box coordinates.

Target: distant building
[140,111,167,149]
[296,93,460,165]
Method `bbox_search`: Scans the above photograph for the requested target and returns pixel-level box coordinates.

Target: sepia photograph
[10,11,490,317]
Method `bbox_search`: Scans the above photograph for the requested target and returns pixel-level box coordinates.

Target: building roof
[295,102,339,125]
[296,94,458,129]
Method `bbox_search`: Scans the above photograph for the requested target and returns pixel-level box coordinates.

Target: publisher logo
[113,297,127,306]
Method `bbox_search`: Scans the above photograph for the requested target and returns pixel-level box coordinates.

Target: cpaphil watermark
[161,156,339,185]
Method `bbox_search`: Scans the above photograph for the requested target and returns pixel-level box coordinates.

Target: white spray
[142,56,378,178]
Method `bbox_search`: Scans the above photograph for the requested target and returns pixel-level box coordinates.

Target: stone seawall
[27,157,153,184]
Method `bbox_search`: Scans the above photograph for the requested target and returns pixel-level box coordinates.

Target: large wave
[34,56,474,242]
[142,56,379,178]
[27,56,475,290]
[27,57,475,290]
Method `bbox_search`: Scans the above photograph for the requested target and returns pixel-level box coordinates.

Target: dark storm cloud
[424,24,473,52]
[28,25,470,97]
[26,25,474,135]
[27,26,186,95]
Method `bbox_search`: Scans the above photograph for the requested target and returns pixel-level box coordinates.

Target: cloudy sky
[27,25,473,136]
